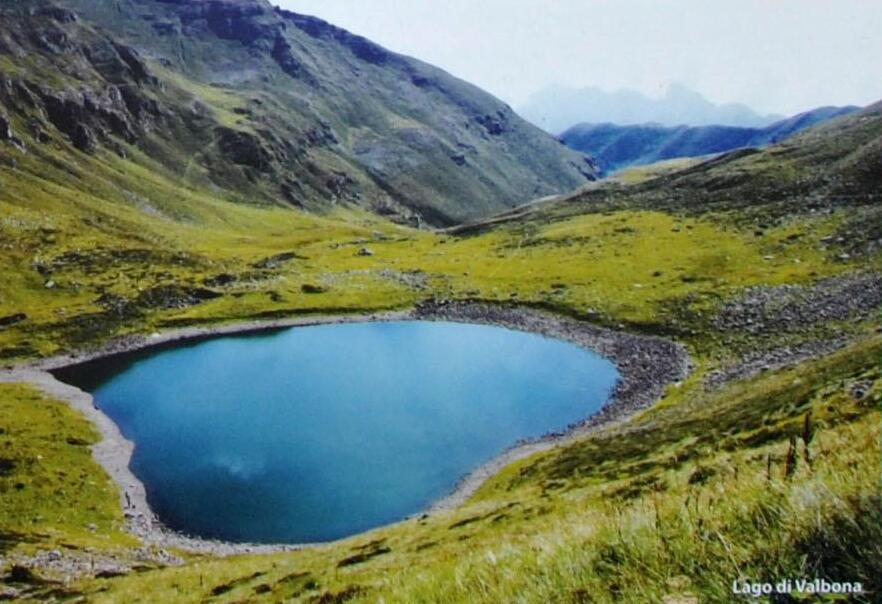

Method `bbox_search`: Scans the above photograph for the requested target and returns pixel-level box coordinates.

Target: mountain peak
[519,83,783,133]
[664,82,705,100]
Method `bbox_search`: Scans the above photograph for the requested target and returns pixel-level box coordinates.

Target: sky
[274,0,882,116]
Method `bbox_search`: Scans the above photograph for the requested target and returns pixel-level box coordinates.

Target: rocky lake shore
[1,303,691,557]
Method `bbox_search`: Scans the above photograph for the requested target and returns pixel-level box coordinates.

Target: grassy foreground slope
[1,83,881,604]
[2,337,879,602]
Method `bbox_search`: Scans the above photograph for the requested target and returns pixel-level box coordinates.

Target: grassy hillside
[0,153,860,363]
[5,99,880,361]
[3,336,879,602]
[2,125,880,601]
[1,5,881,601]
[0,383,131,551]
[0,0,596,226]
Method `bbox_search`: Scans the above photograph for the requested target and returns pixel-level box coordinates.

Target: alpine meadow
[0,1,880,603]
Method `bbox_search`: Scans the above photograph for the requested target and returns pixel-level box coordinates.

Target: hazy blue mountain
[519,83,783,134]
[559,105,859,174]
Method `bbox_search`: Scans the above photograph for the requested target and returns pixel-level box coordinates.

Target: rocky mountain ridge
[0,0,597,226]
[560,105,859,174]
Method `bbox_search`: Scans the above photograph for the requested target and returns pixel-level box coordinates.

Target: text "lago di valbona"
[732,578,863,597]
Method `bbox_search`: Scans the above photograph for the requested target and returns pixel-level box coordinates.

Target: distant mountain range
[559,105,860,174]
[518,83,784,134]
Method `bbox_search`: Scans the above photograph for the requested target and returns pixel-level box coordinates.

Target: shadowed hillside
[0,0,596,226]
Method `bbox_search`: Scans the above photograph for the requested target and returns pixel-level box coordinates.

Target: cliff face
[0,0,597,225]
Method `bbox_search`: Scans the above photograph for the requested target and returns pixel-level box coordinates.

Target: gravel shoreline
[0,304,691,555]
[414,301,691,511]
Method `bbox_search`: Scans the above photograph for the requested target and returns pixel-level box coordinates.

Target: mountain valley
[0,2,880,603]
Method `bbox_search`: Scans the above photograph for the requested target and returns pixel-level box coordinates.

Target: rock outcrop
[0,112,12,140]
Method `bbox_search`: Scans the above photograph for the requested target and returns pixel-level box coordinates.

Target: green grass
[0,144,423,356]
[2,336,873,603]
[0,170,878,601]
[607,157,708,184]
[0,383,133,552]
[0,151,860,358]
[1,51,880,600]
[149,63,253,131]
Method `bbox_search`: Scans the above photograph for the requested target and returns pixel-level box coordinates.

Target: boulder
[300,283,328,294]
[0,313,26,328]
[36,6,78,23]
[9,565,39,584]
[30,120,51,143]
[71,123,97,153]
[134,285,222,310]
[216,127,274,171]
[476,112,508,136]
[0,113,11,140]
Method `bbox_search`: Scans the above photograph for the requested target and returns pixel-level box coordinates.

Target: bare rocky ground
[0,546,183,600]
[714,271,880,335]
[706,271,881,388]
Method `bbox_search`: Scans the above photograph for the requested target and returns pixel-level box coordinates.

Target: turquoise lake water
[58,321,619,543]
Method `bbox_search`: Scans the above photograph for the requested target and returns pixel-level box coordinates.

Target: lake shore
[0,303,690,555]
[414,301,691,512]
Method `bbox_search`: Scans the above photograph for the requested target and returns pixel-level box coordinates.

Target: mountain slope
[1,4,880,603]
[0,0,596,226]
[2,92,880,604]
[518,83,783,134]
[453,100,882,259]
[560,105,859,174]
[1,11,880,594]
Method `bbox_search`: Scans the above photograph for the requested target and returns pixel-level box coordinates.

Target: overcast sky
[274,0,882,116]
